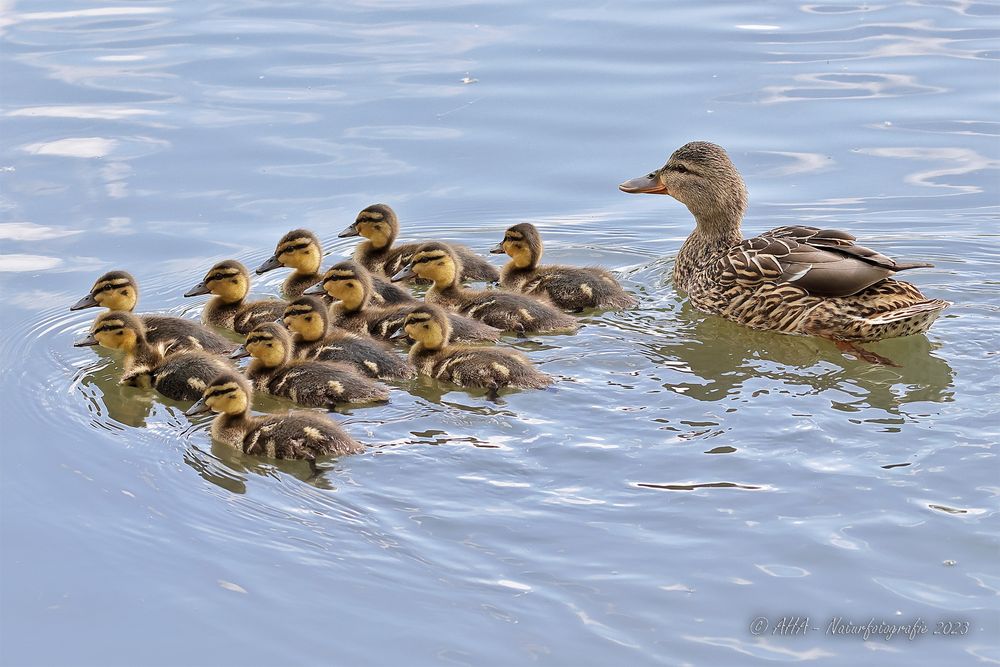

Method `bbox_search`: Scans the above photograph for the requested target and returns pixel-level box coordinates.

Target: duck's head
[305,260,373,312]
[184,260,250,303]
[490,222,541,269]
[71,270,138,311]
[256,229,322,275]
[391,242,459,287]
[399,304,451,351]
[232,322,292,368]
[184,371,251,417]
[282,296,329,342]
[74,311,143,352]
[619,141,747,230]
[338,204,398,249]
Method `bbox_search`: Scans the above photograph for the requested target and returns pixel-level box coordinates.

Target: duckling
[185,371,362,459]
[74,311,231,401]
[282,296,416,380]
[619,141,950,364]
[233,323,389,407]
[395,304,552,392]
[70,270,233,354]
[256,228,413,304]
[306,260,502,342]
[184,260,286,334]
[339,203,500,283]
[490,222,637,311]
[391,243,580,334]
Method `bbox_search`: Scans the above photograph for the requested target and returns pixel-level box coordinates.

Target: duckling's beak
[70,293,99,310]
[388,327,408,340]
[489,241,506,255]
[390,265,415,282]
[229,344,250,359]
[338,224,360,238]
[183,281,210,297]
[184,396,211,416]
[303,284,326,296]
[73,332,99,347]
[619,172,668,194]
[255,255,283,274]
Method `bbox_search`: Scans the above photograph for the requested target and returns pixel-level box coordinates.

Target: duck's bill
[489,242,505,255]
[70,293,99,310]
[619,173,668,194]
[302,284,326,296]
[183,282,210,297]
[338,224,360,238]
[388,327,409,340]
[229,345,250,359]
[255,256,282,274]
[390,266,415,282]
[73,333,99,347]
[184,396,211,416]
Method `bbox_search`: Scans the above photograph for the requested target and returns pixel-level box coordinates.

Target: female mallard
[70,270,233,354]
[339,203,500,283]
[74,311,231,401]
[490,222,637,311]
[620,141,949,364]
[184,260,286,334]
[185,371,362,459]
[391,243,579,335]
[281,296,416,380]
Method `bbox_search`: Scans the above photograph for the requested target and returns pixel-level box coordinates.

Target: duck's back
[244,413,362,459]
[151,352,231,401]
[142,315,232,354]
[267,360,389,406]
[507,265,636,311]
[420,346,551,390]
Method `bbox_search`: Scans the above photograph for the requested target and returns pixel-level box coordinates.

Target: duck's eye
[305,316,313,322]
[671,164,690,174]
[346,282,356,289]
[117,331,123,336]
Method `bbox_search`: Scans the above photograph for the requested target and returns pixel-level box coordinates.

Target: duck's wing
[717,226,933,298]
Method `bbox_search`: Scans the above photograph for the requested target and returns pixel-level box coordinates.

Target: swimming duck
[391,243,580,334]
[394,304,552,392]
[282,296,416,380]
[306,260,502,342]
[233,322,389,407]
[619,141,949,364]
[339,204,500,283]
[184,260,286,334]
[74,311,231,401]
[185,371,363,459]
[70,270,233,354]
[490,222,637,311]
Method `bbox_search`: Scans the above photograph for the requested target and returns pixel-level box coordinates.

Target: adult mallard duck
[619,141,949,364]
[184,260,286,334]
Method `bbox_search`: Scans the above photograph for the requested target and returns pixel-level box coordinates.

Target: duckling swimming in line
[339,204,500,283]
[282,296,416,380]
[392,243,579,334]
[233,322,389,407]
[491,222,637,311]
[71,270,233,354]
[184,260,286,334]
[74,311,231,401]
[394,304,552,393]
[185,371,363,459]
[619,141,949,365]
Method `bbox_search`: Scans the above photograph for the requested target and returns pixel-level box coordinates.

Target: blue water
[1,1,998,665]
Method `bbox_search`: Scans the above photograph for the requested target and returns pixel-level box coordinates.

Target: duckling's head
[490,222,541,269]
[74,311,143,352]
[185,371,251,417]
[71,270,138,311]
[256,229,322,275]
[338,204,398,249]
[391,242,459,287]
[402,304,451,351]
[309,260,373,311]
[185,260,249,303]
[619,141,747,231]
[282,296,329,342]
[240,323,293,368]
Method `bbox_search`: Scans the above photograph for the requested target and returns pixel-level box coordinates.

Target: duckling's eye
[305,316,313,322]
[266,343,273,347]
[423,324,430,329]
[346,282,356,289]
[116,331,123,336]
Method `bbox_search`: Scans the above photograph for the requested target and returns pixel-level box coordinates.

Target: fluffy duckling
[490,223,637,311]
[282,296,416,380]
[392,243,580,334]
[307,260,501,342]
[234,323,389,407]
[619,141,949,364]
[184,260,286,334]
[74,311,231,401]
[185,372,362,459]
[339,203,500,283]
[395,305,552,392]
[70,270,232,354]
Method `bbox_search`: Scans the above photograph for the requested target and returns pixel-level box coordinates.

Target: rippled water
[2,1,998,665]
